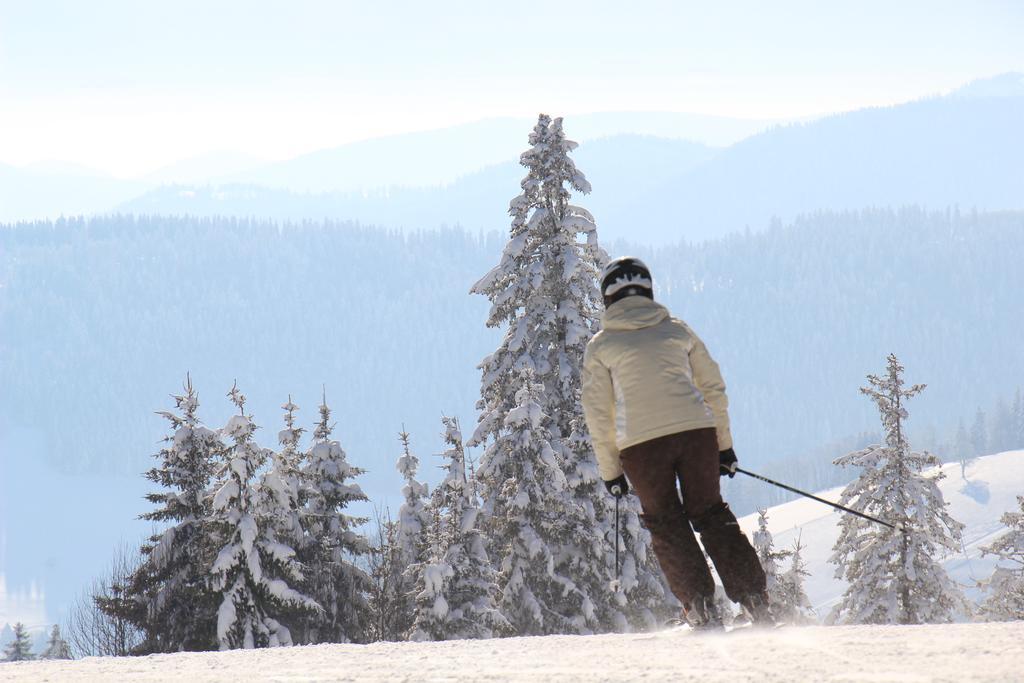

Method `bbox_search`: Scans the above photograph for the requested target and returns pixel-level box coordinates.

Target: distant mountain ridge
[5,73,1023,241]
[0,111,766,222]
[213,112,761,193]
[117,75,1024,244]
[121,135,719,235]
[952,72,1024,99]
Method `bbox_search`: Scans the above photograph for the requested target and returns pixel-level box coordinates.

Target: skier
[582,256,772,629]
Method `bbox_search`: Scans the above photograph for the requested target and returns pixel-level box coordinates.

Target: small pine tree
[3,623,34,661]
[828,354,968,625]
[209,383,318,649]
[391,430,431,639]
[365,507,404,642]
[1012,388,1024,449]
[410,417,506,641]
[991,398,1016,454]
[752,509,792,610]
[263,397,306,562]
[954,419,972,479]
[979,495,1024,620]
[255,397,310,641]
[778,534,817,624]
[970,408,988,457]
[299,392,372,644]
[40,625,72,660]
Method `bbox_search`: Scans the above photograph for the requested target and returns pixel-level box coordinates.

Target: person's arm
[688,332,733,451]
[582,342,623,481]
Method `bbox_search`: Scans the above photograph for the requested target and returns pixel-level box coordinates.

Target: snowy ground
[4,622,1023,682]
[736,450,1024,615]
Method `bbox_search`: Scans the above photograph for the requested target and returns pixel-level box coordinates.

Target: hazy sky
[1,0,1022,176]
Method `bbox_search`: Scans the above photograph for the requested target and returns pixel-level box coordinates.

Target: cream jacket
[582,296,733,481]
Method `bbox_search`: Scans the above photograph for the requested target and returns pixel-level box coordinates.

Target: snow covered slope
[4,622,1022,682]
[736,449,1024,615]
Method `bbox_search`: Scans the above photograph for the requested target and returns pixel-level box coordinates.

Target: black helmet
[600,256,653,306]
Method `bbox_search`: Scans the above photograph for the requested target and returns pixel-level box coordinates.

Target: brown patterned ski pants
[620,428,766,606]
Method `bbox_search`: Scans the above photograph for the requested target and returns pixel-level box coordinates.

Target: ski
[664,618,786,634]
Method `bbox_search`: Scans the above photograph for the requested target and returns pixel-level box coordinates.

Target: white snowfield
[4,622,1023,682]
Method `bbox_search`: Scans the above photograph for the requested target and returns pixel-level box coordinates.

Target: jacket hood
[601,295,670,331]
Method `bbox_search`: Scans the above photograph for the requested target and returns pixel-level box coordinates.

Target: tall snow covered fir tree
[469,114,667,633]
[828,354,968,625]
[298,393,372,643]
[410,417,506,641]
[121,376,223,652]
[209,383,319,649]
[979,495,1024,620]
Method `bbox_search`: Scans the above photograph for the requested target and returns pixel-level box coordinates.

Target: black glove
[604,474,629,498]
[719,448,738,478]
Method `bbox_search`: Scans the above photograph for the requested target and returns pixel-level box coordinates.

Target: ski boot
[739,592,776,628]
[683,595,724,632]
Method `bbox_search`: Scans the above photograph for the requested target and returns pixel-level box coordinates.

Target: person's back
[585,294,731,480]
[582,256,772,629]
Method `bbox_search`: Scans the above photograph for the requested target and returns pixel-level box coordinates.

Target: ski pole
[610,486,622,592]
[735,467,903,532]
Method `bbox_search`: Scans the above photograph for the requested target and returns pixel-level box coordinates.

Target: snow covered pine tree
[750,515,815,625]
[475,371,595,634]
[778,535,817,624]
[297,393,372,644]
[209,383,319,649]
[469,114,667,634]
[258,397,310,640]
[119,376,223,652]
[752,509,792,614]
[390,430,431,639]
[828,354,968,625]
[410,417,506,640]
[40,625,72,660]
[2,623,34,661]
[979,495,1024,620]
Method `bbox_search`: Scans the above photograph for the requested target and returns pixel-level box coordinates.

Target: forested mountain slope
[2,208,1021,496]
